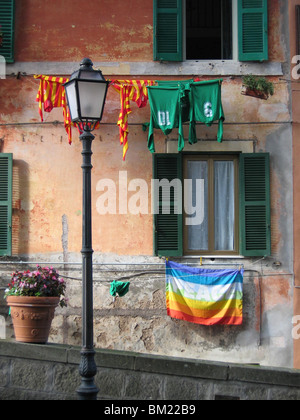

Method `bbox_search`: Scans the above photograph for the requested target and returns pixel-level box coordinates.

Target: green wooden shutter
[0,0,15,63]
[239,153,271,257]
[238,0,268,62]
[0,153,12,256]
[153,154,183,257]
[153,0,183,62]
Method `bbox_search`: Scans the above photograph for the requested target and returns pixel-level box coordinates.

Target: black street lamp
[64,58,109,400]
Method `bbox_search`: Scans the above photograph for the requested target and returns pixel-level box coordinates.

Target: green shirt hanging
[110,281,130,298]
[188,79,225,144]
[147,82,191,154]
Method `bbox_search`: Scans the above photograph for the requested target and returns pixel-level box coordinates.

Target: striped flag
[111,80,154,160]
[34,75,100,144]
[34,74,73,144]
[166,260,243,326]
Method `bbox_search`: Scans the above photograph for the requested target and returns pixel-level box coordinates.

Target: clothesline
[33,75,224,161]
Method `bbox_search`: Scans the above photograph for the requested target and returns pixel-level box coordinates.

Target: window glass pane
[186,160,208,250]
[186,0,232,60]
[214,161,235,251]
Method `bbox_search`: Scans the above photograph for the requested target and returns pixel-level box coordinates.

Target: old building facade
[0,0,300,369]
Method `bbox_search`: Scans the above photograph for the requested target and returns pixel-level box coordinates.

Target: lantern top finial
[80,58,94,70]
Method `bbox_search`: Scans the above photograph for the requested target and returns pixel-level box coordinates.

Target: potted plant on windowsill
[242,75,274,100]
[5,265,67,344]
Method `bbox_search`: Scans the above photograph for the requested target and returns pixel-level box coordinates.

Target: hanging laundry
[34,75,68,115]
[166,260,243,326]
[188,79,225,144]
[34,75,100,144]
[111,80,154,160]
[146,80,192,154]
[110,280,130,298]
[34,75,73,144]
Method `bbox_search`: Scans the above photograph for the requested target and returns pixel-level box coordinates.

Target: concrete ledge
[0,340,299,400]
[6,60,283,77]
[229,364,300,388]
[134,353,229,381]
[0,340,69,363]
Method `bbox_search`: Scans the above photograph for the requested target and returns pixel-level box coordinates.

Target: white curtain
[214,161,235,251]
[187,161,208,251]
[186,159,235,252]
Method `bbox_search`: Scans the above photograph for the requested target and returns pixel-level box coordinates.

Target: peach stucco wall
[0,0,297,369]
[289,0,300,369]
[0,75,291,257]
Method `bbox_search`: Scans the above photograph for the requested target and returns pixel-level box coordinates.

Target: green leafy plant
[4,265,67,308]
[242,75,274,97]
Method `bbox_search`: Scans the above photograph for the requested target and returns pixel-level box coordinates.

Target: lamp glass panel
[78,81,107,121]
[65,80,79,121]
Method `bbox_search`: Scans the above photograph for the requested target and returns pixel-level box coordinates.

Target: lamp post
[64,58,109,400]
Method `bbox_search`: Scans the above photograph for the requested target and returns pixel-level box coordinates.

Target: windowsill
[6,60,283,77]
[182,255,245,259]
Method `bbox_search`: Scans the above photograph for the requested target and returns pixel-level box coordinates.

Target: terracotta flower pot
[241,85,269,100]
[7,296,60,344]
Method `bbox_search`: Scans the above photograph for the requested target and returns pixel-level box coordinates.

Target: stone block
[0,358,10,387]
[124,372,163,400]
[96,367,126,399]
[164,376,198,400]
[53,364,79,394]
[11,359,50,392]
[213,382,269,400]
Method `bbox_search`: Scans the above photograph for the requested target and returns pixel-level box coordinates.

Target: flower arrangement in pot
[5,265,67,344]
[241,75,274,100]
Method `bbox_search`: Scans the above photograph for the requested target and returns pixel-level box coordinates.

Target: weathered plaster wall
[0,75,292,258]
[289,0,300,369]
[12,0,285,64]
[14,0,154,63]
[0,0,297,369]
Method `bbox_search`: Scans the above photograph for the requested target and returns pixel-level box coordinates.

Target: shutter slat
[239,154,271,257]
[153,154,183,257]
[238,0,268,62]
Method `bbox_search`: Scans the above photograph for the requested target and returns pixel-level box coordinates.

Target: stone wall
[0,260,296,369]
[0,341,299,401]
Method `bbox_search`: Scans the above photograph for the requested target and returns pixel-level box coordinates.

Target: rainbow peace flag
[166,261,243,326]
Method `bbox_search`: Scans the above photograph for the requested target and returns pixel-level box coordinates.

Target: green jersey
[147,81,192,153]
[188,80,225,144]
[146,79,225,153]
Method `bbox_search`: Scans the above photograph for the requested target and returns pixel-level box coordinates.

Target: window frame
[183,154,240,257]
[184,0,234,61]
[153,152,271,258]
[153,0,268,63]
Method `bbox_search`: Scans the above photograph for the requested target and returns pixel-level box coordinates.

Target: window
[0,153,13,256]
[153,152,271,257]
[0,0,15,63]
[183,155,239,255]
[186,0,232,60]
[153,0,268,62]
